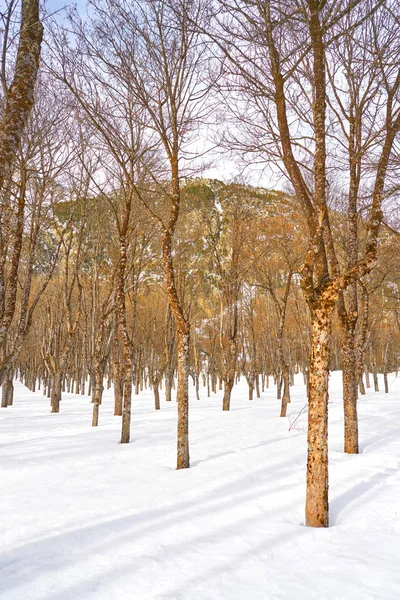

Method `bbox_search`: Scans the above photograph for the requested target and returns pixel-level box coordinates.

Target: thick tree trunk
[305,304,333,528]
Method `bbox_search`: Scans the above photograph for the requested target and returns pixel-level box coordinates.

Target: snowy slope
[0,372,399,600]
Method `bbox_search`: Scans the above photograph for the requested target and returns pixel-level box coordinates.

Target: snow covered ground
[1,372,400,600]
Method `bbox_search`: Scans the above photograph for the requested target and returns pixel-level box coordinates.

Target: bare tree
[211,0,400,526]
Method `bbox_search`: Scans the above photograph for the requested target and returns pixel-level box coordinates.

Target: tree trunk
[365,367,370,388]
[92,369,104,427]
[153,382,160,410]
[341,328,359,454]
[384,370,389,393]
[7,377,14,405]
[165,370,173,402]
[222,379,234,411]
[373,363,379,392]
[120,363,132,443]
[276,372,282,399]
[305,305,333,528]
[248,379,254,400]
[50,372,62,413]
[176,330,190,469]
[222,339,236,411]
[280,367,290,418]
[113,361,123,416]
[1,380,8,408]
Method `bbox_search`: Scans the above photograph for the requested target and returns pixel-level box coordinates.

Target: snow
[1,372,400,600]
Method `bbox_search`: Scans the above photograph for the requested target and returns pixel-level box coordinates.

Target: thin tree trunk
[113,361,123,416]
[373,363,379,392]
[176,330,190,469]
[365,367,370,388]
[92,369,104,427]
[342,328,359,454]
[280,367,290,418]
[165,370,173,402]
[359,375,366,396]
[222,339,236,411]
[120,364,132,443]
[276,372,282,400]
[153,381,160,410]
[50,372,62,413]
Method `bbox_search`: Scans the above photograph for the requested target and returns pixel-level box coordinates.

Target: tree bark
[120,363,132,443]
[222,339,236,411]
[280,366,290,418]
[1,380,8,408]
[373,362,379,392]
[341,328,359,454]
[113,359,123,416]
[153,382,160,410]
[50,371,62,414]
[92,367,105,427]
[176,330,190,469]
[305,303,334,528]
[0,0,43,192]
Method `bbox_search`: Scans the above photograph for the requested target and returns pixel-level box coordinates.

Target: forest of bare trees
[1,0,400,530]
